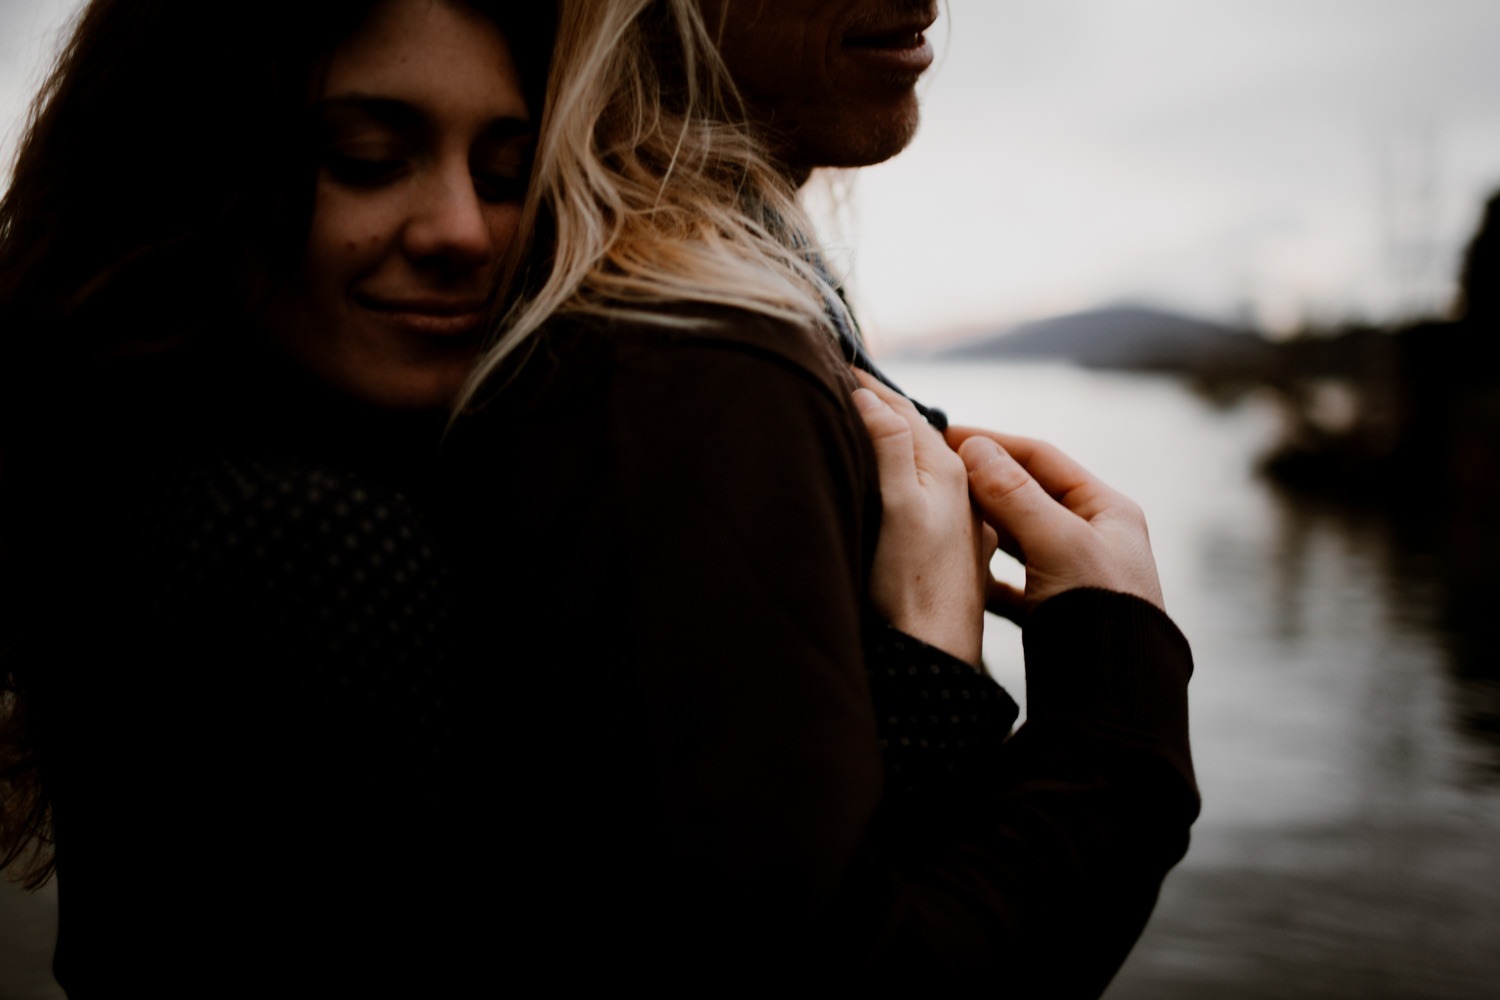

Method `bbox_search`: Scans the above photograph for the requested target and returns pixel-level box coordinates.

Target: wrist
[883,604,984,667]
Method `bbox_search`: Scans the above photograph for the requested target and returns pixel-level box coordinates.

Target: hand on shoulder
[852,370,994,665]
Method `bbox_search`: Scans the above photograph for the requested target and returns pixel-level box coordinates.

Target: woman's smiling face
[265,0,533,410]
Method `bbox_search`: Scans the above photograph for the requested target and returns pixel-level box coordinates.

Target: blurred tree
[1456,190,1499,325]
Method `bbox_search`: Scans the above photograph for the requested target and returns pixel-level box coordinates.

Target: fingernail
[852,388,885,414]
[963,436,1005,471]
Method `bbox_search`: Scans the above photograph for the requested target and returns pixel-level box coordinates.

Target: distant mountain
[917,304,1274,375]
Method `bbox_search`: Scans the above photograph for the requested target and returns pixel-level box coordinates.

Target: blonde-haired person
[438,0,1197,992]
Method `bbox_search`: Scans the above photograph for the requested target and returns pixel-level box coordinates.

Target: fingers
[947,424,1120,522]
[852,388,919,506]
[958,435,1076,560]
[979,522,1027,624]
[947,425,1089,494]
[979,522,1000,563]
[986,578,1026,625]
[854,370,948,461]
[853,369,966,492]
[853,368,923,423]
[958,431,1167,612]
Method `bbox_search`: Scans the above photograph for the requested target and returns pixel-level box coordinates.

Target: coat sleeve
[837,589,1198,996]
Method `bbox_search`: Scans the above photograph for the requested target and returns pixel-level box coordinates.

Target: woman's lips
[358,296,487,337]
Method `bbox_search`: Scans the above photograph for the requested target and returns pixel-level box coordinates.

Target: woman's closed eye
[314,98,421,189]
[322,147,410,187]
[470,168,527,204]
[470,138,533,203]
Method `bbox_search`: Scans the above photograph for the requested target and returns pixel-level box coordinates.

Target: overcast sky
[845,0,1500,343]
[5,0,1500,345]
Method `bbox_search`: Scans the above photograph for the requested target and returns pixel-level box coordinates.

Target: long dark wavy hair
[0,0,555,888]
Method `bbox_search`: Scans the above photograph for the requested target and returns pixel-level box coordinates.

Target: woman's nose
[402,163,494,268]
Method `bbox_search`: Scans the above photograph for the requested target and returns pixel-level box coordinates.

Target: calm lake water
[2,361,1496,997]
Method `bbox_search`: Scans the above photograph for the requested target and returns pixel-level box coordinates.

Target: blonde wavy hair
[459,0,845,403]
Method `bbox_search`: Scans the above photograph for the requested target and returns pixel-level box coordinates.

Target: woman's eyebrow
[478,118,536,142]
[316,96,534,136]
[316,96,426,131]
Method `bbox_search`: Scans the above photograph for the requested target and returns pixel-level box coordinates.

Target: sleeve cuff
[1022,588,1193,738]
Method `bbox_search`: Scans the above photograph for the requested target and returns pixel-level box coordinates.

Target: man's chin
[783,101,921,178]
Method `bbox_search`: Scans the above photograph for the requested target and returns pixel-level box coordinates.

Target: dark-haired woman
[0,0,549,993]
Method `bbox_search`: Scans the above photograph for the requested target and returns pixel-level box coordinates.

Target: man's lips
[843,7,938,49]
[844,28,929,50]
[841,8,937,76]
[841,29,934,78]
